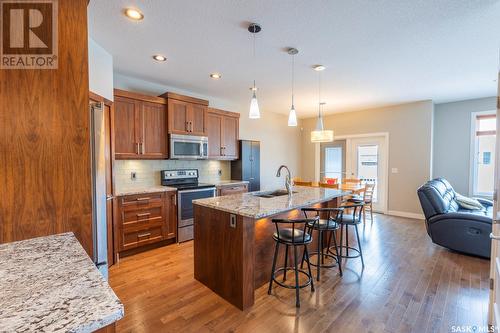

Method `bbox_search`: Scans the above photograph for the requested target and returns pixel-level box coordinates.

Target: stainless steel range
[161,169,215,242]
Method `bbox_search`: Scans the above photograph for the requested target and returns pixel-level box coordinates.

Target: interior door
[488,84,500,327]
[141,101,168,158]
[346,136,387,212]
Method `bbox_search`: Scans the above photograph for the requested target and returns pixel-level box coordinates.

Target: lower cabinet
[217,183,248,196]
[115,191,177,254]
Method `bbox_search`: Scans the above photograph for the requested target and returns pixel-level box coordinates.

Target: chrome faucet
[276,165,292,195]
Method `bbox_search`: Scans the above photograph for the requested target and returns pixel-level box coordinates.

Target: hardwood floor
[109,214,490,333]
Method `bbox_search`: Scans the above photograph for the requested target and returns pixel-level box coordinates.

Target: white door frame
[316,132,389,214]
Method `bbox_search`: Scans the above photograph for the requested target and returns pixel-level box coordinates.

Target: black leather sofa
[417,178,493,258]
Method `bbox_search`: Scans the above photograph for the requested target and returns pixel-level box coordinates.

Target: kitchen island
[193,186,348,310]
[0,233,124,332]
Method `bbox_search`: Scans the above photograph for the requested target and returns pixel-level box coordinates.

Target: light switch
[391,168,398,174]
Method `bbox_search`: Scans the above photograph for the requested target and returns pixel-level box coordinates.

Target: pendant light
[311,65,334,143]
[248,23,261,119]
[287,48,298,126]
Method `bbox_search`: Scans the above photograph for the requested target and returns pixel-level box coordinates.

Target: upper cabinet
[114,89,168,160]
[207,108,240,160]
[160,92,209,136]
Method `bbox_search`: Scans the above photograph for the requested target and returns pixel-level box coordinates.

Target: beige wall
[300,101,434,215]
[433,97,497,194]
[239,112,302,190]
[113,74,302,192]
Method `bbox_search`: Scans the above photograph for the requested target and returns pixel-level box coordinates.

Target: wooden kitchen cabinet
[115,191,177,255]
[161,92,209,136]
[207,108,240,160]
[113,89,168,160]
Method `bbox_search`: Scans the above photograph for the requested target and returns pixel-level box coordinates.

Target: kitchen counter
[193,186,349,219]
[0,233,124,333]
[115,185,177,196]
[193,185,347,310]
[213,180,249,187]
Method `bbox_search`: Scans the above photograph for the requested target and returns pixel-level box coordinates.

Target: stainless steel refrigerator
[89,101,108,279]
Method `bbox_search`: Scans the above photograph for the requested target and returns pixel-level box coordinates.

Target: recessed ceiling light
[124,8,144,21]
[210,73,222,79]
[152,55,167,62]
[313,65,326,71]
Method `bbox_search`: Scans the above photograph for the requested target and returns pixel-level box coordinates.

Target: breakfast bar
[193,186,348,310]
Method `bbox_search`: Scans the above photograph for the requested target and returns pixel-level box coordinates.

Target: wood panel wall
[0,0,93,255]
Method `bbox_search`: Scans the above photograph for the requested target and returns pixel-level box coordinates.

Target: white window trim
[469,110,496,198]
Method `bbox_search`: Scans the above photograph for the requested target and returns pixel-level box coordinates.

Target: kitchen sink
[252,189,297,198]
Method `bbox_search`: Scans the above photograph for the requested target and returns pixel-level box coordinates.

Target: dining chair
[319,183,339,189]
[346,183,375,223]
[343,178,362,185]
[294,181,313,186]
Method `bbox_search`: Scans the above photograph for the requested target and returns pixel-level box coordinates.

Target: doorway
[317,133,389,213]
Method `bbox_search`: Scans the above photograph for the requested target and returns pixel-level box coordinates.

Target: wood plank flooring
[109,214,490,333]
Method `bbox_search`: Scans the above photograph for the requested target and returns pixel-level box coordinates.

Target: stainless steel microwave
[169,134,208,159]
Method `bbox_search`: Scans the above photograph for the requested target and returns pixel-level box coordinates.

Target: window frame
[469,110,496,198]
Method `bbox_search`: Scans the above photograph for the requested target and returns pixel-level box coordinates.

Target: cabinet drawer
[119,193,164,210]
[219,184,248,196]
[122,226,164,250]
[123,206,163,223]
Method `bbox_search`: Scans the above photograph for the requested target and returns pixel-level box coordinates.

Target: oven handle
[177,187,216,235]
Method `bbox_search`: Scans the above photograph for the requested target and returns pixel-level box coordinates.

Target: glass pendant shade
[249,91,260,119]
[311,105,334,143]
[288,106,297,126]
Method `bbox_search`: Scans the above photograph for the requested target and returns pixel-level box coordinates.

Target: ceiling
[88,0,500,118]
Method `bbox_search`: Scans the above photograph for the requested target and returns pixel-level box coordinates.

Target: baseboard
[387,210,425,220]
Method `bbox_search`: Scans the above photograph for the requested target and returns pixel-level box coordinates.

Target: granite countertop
[214,180,249,187]
[115,185,177,196]
[0,233,124,333]
[193,186,349,219]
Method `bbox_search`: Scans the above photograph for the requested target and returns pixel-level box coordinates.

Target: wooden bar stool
[267,216,319,307]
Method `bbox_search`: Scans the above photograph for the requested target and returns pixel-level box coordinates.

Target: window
[471,112,496,196]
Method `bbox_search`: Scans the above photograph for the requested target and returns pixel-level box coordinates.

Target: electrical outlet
[230,214,236,228]
[131,172,137,180]
[218,169,222,176]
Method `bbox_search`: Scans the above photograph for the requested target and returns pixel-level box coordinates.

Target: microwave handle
[200,141,204,158]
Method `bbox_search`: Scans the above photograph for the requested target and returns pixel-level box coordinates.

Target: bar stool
[267,216,319,307]
[301,207,343,281]
[336,203,365,268]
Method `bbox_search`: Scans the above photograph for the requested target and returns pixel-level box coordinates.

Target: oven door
[177,187,215,242]
[170,134,208,159]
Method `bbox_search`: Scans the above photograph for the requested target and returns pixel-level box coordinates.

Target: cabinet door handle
[141,142,145,154]
[136,197,151,201]
[136,143,140,154]
[137,212,151,218]
[138,232,151,238]
[190,121,193,132]
[186,121,189,132]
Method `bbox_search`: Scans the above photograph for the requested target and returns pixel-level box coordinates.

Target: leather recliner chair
[417,178,493,258]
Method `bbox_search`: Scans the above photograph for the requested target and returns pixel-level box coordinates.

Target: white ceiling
[88,0,500,118]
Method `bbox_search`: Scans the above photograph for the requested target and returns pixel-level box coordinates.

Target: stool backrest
[341,202,364,222]
[271,216,319,244]
[302,207,343,229]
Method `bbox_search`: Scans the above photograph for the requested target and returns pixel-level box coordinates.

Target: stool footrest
[272,267,312,289]
[308,251,339,268]
[334,245,362,259]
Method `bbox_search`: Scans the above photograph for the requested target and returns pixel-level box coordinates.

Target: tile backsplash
[114,160,231,193]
